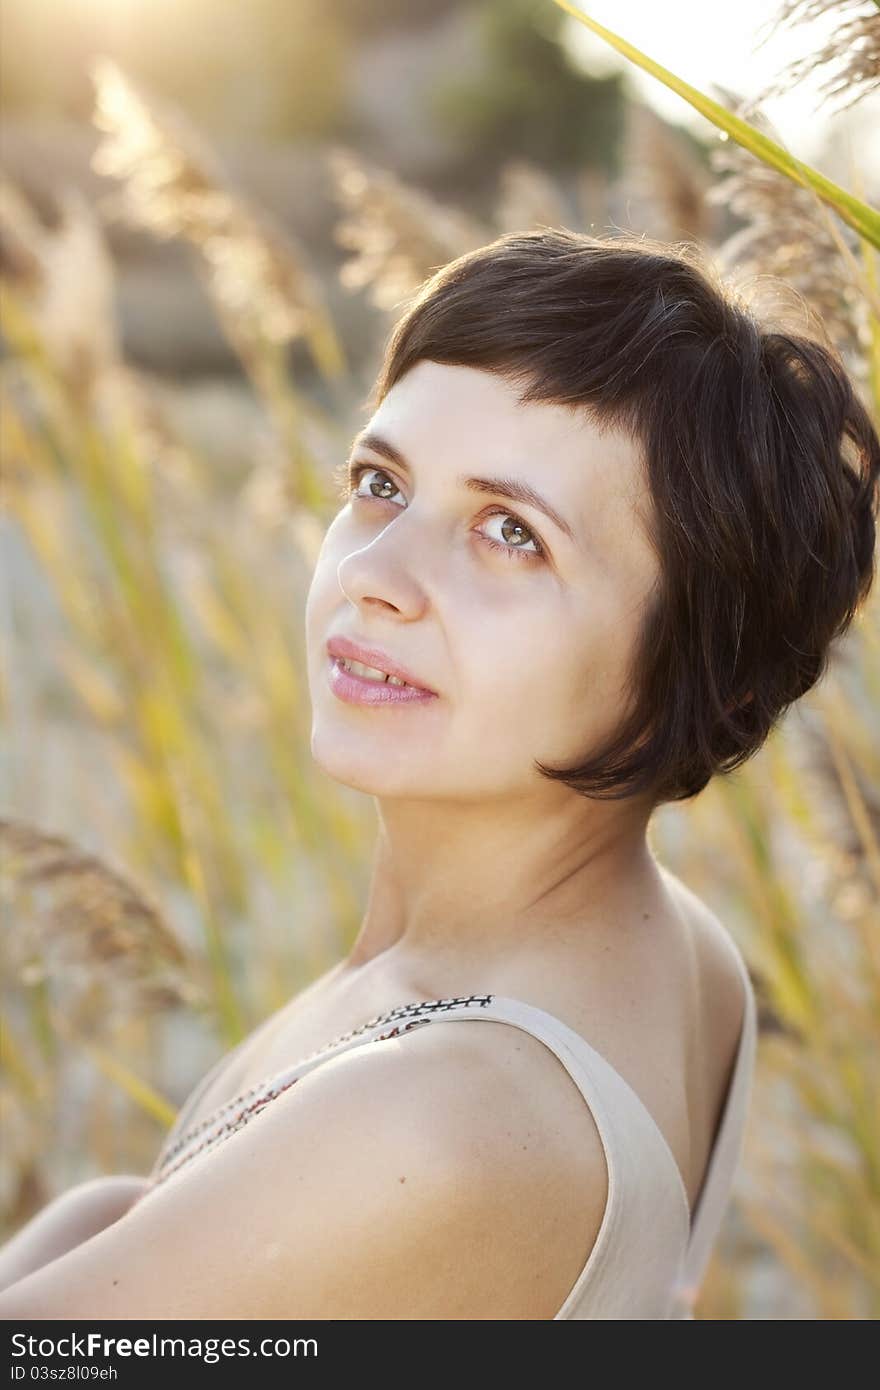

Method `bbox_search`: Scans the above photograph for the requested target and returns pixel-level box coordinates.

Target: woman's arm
[0,1174,150,1293]
[0,1027,256,1296]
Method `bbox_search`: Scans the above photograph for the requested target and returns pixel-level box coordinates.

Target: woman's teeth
[339,657,409,687]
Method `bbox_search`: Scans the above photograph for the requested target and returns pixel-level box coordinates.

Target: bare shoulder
[0,1020,607,1320]
[658,865,750,1059]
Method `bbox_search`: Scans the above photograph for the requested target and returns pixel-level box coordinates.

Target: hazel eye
[348,464,405,506]
[478,511,544,560]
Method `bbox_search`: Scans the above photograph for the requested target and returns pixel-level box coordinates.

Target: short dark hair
[367,227,880,805]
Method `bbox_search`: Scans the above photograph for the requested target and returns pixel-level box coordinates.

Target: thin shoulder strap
[152,1033,250,1177]
[673,939,759,1310]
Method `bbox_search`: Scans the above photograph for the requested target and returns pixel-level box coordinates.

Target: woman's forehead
[372,362,657,565]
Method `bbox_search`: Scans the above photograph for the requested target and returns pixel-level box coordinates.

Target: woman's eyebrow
[349,429,577,543]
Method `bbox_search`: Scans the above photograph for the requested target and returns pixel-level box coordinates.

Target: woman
[1,229,877,1319]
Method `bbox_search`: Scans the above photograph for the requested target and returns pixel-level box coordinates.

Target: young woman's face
[305,361,660,801]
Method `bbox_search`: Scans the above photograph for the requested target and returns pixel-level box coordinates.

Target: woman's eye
[344,462,545,563]
[348,464,405,506]
[477,511,544,560]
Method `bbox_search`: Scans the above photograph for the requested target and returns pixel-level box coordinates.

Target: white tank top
[147,941,758,1319]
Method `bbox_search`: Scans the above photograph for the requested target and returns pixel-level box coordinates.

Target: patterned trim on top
[152,994,495,1187]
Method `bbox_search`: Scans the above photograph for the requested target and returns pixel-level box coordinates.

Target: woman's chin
[309,731,414,796]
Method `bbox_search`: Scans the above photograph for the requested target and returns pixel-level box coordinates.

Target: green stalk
[550,1,880,249]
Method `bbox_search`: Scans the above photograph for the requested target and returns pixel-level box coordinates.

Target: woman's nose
[336,513,435,617]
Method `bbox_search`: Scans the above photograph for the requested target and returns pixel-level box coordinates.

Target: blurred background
[0,0,878,1318]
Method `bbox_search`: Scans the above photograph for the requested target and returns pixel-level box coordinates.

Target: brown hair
[366,227,880,805]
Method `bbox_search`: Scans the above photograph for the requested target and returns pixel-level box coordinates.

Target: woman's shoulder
[2,1018,609,1318]
[657,866,752,1152]
[659,867,750,1031]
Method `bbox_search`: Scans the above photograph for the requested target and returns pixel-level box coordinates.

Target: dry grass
[705,90,877,376]
[754,0,880,115]
[1,36,878,1317]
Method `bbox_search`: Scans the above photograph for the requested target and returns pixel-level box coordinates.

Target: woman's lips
[327,656,439,706]
[326,634,436,691]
